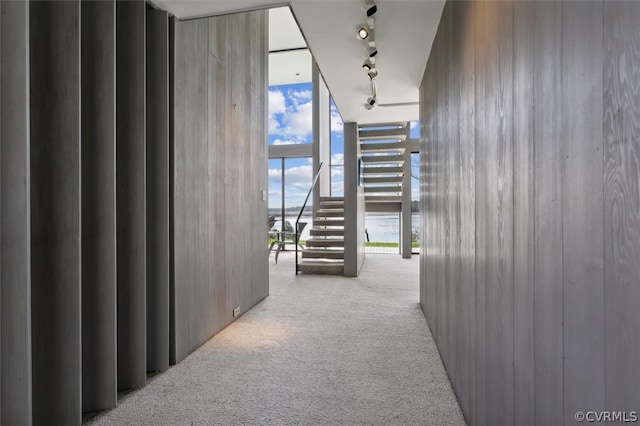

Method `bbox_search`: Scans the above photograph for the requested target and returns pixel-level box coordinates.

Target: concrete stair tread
[363,176,404,184]
[358,127,408,141]
[298,260,344,274]
[364,185,402,193]
[310,228,344,236]
[365,195,403,202]
[361,154,405,163]
[360,142,406,152]
[314,219,344,226]
[363,166,404,174]
[301,249,344,259]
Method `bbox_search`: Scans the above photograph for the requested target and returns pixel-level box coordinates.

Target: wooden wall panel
[29,2,81,423]
[81,0,117,412]
[116,0,147,390]
[172,10,268,363]
[456,1,476,421]
[512,2,535,425]
[421,1,640,425]
[482,2,514,424]
[1,1,32,424]
[472,1,486,424]
[603,0,640,413]
[532,2,564,424]
[561,2,605,422]
[173,17,208,362]
[146,7,170,374]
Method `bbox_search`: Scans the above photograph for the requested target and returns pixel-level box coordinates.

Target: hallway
[87,253,465,425]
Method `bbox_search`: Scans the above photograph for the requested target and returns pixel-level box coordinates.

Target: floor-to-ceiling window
[330,96,344,197]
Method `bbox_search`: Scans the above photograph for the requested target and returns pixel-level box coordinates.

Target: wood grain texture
[561,2,605,422]
[455,1,476,421]
[533,2,564,424]
[116,0,147,390]
[29,1,81,423]
[473,1,487,424]
[421,1,640,424]
[512,2,535,425]
[483,2,514,424]
[603,0,640,413]
[146,7,170,374]
[81,0,117,412]
[172,10,268,362]
[1,1,32,424]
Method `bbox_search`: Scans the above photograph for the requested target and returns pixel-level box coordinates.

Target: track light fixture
[362,58,374,71]
[368,46,378,58]
[357,24,373,40]
[367,4,377,17]
[365,95,377,110]
[367,69,378,80]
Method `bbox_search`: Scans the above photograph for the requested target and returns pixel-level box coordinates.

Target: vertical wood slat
[603,1,640,413]
[116,0,147,390]
[146,7,170,374]
[1,1,32,424]
[29,1,81,424]
[561,1,605,423]
[81,0,117,412]
[168,16,176,365]
[456,1,476,421]
[483,2,514,425]
[209,16,228,345]
[473,1,486,424]
[532,2,564,424]
[512,2,535,425]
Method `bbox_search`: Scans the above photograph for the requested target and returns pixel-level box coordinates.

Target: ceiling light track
[358,0,379,110]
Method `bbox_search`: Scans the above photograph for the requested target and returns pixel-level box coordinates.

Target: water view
[271,213,420,244]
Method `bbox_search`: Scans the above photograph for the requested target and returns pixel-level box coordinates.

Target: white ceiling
[152,0,445,125]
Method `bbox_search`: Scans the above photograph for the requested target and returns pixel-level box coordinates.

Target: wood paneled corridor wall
[0,1,268,424]
[420,1,640,425]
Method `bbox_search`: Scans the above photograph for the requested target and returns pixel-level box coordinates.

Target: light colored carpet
[87,253,466,426]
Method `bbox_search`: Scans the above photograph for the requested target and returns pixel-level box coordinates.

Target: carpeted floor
[87,252,466,426]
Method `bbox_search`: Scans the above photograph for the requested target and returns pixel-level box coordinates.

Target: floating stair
[360,122,409,213]
[298,196,345,275]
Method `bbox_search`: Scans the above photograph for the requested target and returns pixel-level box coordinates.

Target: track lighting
[368,46,378,58]
[365,1,378,18]
[362,59,374,71]
[367,69,378,80]
[357,25,372,40]
[365,96,377,110]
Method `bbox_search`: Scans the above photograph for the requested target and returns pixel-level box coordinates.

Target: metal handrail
[295,162,323,274]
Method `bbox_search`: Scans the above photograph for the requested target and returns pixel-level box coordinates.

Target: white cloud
[268,90,286,134]
[284,164,313,189]
[282,101,312,139]
[269,90,286,115]
[272,138,300,145]
[268,168,283,179]
[289,89,312,106]
[331,153,344,165]
[330,104,343,133]
[410,121,418,129]
[331,167,344,178]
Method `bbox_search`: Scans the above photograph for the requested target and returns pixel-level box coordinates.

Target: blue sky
[268,82,419,210]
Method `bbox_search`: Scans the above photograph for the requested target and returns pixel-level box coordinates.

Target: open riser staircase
[298,196,345,274]
[359,122,409,213]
